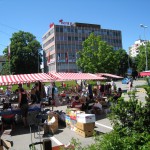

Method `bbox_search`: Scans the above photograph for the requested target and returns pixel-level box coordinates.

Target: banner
[47,51,50,64]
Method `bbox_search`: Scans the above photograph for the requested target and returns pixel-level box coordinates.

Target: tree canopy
[135,42,150,72]
[76,33,129,75]
[3,31,42,74]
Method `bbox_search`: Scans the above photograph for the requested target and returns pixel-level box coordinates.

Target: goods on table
[65,109,95,137]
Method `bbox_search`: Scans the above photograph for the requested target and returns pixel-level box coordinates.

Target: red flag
[47,51,50,64]
[65,52,68,63]
[49,23,54,28]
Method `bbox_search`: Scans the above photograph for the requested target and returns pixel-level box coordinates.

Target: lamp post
[140,24,148,71]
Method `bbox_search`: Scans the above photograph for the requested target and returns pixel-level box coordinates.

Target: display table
[0,104,41,116]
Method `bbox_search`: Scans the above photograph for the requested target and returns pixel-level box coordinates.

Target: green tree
[114,49,129,76]
[135,42,150,72]
[3,31,42,74]
[0,59,10,75]
[76,33,116,73]
[98,89,150,150]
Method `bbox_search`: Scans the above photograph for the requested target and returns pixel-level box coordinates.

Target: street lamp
[140,24,148,71]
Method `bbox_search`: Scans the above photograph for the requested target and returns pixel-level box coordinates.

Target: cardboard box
[75,122,95,131]
[76,128,94,138]
[0,130,13,150]
[76,114,95,123]
[44,113,58,134]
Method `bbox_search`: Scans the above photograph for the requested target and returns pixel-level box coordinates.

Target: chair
[1,110,16,132]
[29,139,52,150]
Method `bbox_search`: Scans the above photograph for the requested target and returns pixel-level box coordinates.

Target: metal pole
[38,52,39,73]
[140,24,148,71]
[144,28,148,71]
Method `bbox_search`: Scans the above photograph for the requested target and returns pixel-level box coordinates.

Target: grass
[0,80,101,92]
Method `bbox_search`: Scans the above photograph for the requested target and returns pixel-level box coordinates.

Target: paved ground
[1,79,147,150]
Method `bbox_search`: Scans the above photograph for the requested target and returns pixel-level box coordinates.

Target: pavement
[1,79,148,150]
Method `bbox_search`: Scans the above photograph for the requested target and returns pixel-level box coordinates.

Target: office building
[42,21,122,72]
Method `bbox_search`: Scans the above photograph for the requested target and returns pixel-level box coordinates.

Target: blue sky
[0,0,150,55]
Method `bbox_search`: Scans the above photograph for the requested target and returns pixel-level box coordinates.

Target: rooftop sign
[59,19,72,26]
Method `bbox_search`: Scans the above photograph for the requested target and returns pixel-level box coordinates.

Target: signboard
[57,59,76,63]
[59,19,72,26]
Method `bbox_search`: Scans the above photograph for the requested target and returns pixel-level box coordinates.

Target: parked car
[122,77,130,84]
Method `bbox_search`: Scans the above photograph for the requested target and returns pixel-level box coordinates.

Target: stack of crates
[65,108,84,129]
[75,114,95,137]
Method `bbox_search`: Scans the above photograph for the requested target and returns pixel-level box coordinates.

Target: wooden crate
[76,128,94,138]
[75,122,95,131]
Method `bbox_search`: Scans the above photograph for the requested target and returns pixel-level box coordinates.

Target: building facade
[42,21,122,73]
[129,39,146,57]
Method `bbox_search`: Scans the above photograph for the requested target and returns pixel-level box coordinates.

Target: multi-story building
[42,21,122,73]
[129,39,146,57]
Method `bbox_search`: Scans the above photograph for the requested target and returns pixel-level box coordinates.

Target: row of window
[43,37,54,48]
[55,35,122,45]
[56,26,121,37]
[47,52,78,60]
[56,36,86,42]
[103,38,122,44]
[57,44,82,50]
[42,28,54,41]
[43,25,121,42]
[114,47,122,50]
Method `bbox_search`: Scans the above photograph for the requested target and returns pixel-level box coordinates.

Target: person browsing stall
[18,88,29,127]
[5,86,11,96]
[71,96,82,109]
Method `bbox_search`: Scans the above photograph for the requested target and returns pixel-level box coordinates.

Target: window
[68,36,71,41]
[60,27,63,32]
[56,27,59,32]
[64,28,68,33]
[75,37,78,41]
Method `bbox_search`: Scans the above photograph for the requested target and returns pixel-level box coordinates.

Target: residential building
[129,39,147,57]
[42,21,122,73]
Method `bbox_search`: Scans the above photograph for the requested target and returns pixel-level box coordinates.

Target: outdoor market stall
[48,72,106,81]
[0,73,58,85]
[95,73,123,79]
[139,71,150,77]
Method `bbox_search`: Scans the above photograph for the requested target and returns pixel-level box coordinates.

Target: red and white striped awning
[48,72,106,81]
[18,73,57,83]
[0,73,57,85]
[0,75,21,85]
[96,73,123,79]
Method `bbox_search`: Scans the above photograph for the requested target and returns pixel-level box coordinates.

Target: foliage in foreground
[61,87,150,150]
